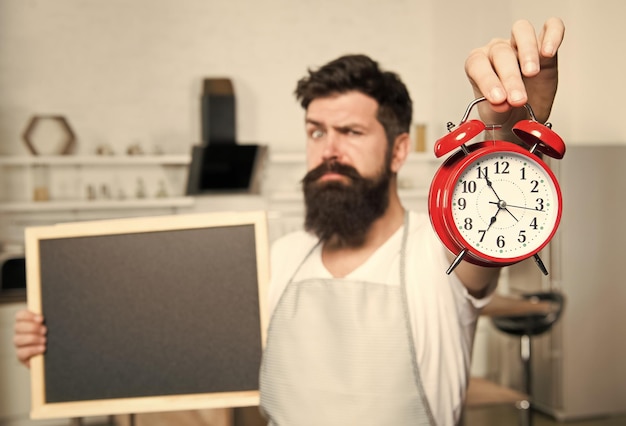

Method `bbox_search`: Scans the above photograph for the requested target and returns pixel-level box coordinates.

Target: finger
[14,318,47,336]
[511,19,540,77]
[16,345,46,367]
[13,332,46,349]
[465,47,508,106]
[15,309,44,323]
[538,17,565,58]
[488,41,530,106]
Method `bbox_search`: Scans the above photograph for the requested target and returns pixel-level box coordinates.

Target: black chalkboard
[25,211,269,419]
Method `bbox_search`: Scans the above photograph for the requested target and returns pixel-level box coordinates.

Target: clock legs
[533,254,549,275]
[447,251,549,276]
[446,249,467,275]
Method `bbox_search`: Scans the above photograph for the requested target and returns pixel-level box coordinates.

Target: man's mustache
[302,161,362,185]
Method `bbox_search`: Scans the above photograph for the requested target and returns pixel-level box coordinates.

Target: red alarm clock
[428,97,565,275]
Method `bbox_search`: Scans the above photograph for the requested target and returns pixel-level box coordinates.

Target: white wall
[2,0,623,159]
[0,0,434,156]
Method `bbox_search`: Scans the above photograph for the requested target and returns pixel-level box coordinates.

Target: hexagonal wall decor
[22,115,76,156]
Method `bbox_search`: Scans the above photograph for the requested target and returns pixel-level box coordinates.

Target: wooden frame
[25,211,269,419]
[22,115,76,156]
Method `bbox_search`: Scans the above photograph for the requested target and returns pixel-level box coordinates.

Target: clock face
[448,150,561,262]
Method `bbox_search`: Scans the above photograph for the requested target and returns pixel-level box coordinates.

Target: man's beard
[301,159,392,247]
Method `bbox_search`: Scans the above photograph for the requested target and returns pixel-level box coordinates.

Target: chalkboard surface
[25,211,269,419]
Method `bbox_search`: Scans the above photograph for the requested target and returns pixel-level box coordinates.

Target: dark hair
[295,54,413,145]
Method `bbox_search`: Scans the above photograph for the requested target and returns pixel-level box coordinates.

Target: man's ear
[390,133,410,173]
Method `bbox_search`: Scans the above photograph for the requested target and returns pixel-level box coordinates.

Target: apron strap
[399,211,436,425]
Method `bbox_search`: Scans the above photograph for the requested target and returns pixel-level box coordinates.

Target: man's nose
[321,131,341,161]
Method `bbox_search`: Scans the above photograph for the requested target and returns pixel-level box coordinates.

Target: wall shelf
[0,197,195,212]
[0,154,193,218]
[0,154,191,166]
[0,150,441,245]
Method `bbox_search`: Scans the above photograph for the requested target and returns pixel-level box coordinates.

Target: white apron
[260,214,435,425]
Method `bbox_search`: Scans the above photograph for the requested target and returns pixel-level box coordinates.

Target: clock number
[530,180,539,193]
[458,198,467,210]
[520,167,526,180]
[478,230,486,242]
[530,217,538,230]
[497,235,505,248]
[464,218,473,230]
[495,161,510,174]
[477,167,488,179]
[518,230,527,243]
[461,180,477,193]
[536,198,545,211]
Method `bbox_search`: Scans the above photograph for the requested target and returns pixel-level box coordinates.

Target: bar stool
[490,291,565,426]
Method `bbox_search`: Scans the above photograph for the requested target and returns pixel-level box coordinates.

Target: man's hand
[465,18,565,129]
[13,309,47,367]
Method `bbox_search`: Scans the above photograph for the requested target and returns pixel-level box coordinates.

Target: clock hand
[489,201,545,213]
[485,210,499,231]
[483,172,519,222]
[480,207,500,237]
[484,173,502,202]
[505,209,519,222]
[486,200,519,222]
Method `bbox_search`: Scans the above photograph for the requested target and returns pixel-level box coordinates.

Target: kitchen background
[1,1,625,425]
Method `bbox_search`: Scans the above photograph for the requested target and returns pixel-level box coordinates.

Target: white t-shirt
[267,211,493,426]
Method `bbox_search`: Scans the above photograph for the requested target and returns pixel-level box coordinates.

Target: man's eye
[311,129,324,139]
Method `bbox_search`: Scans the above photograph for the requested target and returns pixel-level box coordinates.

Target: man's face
[301,91,393,246]
[304,91,389,180]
